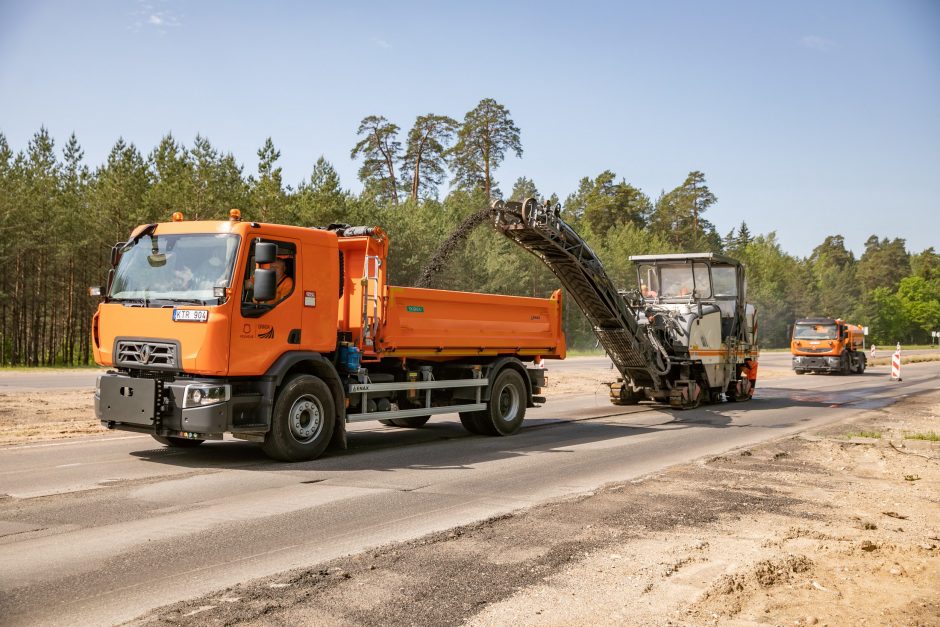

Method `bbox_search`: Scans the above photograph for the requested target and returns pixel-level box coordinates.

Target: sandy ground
[128,384,940,626]
[0,387,100,445]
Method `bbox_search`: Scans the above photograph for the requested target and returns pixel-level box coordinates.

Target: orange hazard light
[229,208,241,221]
[172,212,184,222]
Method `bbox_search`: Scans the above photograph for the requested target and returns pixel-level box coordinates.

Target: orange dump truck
[93,213,565,461]
[790,317,866,375]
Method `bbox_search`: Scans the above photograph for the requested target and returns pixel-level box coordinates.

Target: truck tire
[459,411,487,435]
[262,374,335,462]
[152,435,204,448]
[390,416,431,428]
[484,368,527,435]
[459,369,527,436]
[794,369,805,375]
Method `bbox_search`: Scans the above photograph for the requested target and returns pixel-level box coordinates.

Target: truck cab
[791,317,866,374]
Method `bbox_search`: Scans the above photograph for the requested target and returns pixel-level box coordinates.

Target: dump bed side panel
[380,287,565,359]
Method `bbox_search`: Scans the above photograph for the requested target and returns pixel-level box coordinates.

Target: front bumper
[95,373,264,437]
[792,356,841,372]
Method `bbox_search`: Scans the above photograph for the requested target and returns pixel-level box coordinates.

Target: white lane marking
[0,435,147,451]
[56,463,83,468]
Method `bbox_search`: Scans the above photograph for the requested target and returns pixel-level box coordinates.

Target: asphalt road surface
[0,362,938,626]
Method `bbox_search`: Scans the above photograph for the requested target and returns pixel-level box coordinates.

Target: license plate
[173,309,208,322]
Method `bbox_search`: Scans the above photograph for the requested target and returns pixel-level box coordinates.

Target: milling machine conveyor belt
[492,199,668,389]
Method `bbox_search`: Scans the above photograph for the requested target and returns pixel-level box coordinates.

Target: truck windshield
[793,323,838,340]
[110,233,240,304]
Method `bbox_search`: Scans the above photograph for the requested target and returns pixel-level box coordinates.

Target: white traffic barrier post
[890,343,902,381]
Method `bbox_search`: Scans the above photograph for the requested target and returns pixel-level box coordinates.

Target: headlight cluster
[95,376,101,400]
[183,384,230,408]
[827,357,841,365]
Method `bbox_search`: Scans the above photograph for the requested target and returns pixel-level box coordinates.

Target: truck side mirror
[110,243,124,267]
[253,268,276,302]
[255,242,276,264]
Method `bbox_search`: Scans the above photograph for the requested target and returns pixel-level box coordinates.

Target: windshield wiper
[111,297,149,307]
[150,298,207,307]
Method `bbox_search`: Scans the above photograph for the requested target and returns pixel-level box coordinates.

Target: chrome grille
[116,340,178,369]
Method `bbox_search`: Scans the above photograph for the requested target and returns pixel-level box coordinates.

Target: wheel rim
[496,381,520,422]
[288,394,324,444]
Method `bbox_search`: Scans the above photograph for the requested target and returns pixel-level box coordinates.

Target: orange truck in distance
[790,317,867,375]
[93,211,565,461]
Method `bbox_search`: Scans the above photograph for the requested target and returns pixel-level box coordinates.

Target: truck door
[229,237,302,376]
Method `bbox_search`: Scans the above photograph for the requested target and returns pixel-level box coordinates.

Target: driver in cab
[269,257,293,302]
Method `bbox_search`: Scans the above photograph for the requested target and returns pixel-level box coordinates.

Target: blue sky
[1,0,938,257]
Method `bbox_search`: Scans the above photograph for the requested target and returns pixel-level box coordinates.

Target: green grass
[564,348,608,357]
[904,431,940,442]
[842,430,882,439]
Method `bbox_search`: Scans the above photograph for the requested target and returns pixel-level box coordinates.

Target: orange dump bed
[378,286,566,359]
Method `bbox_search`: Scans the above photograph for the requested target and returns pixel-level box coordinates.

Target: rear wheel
[460,369,527,436]
[152,435,204,447]
[486,369,527,435]
[262,374,335,462]
[459,411,487,435]
[794,369,805,375]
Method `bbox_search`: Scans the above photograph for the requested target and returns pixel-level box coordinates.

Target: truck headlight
[827,357,840,365]
[95,376,101,400]
[183,384,230,408]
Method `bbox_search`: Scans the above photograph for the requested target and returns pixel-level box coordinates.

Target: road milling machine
[492,198,759,409]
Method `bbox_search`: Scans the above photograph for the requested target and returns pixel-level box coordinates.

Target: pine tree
[449,98,521,200]
[250,137,286,223]
[292,156,349,226]
[351,115,401,205]
[401,114,458,201]
[649,171,719,251]
[509,176,539,201]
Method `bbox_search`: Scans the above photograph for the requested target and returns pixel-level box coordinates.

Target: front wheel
[262,374,335,462]
[152,435,204,448]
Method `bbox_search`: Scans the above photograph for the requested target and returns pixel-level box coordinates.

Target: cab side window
[241,239,296,316]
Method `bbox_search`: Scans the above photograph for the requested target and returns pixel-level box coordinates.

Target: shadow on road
[125,375,923,473]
